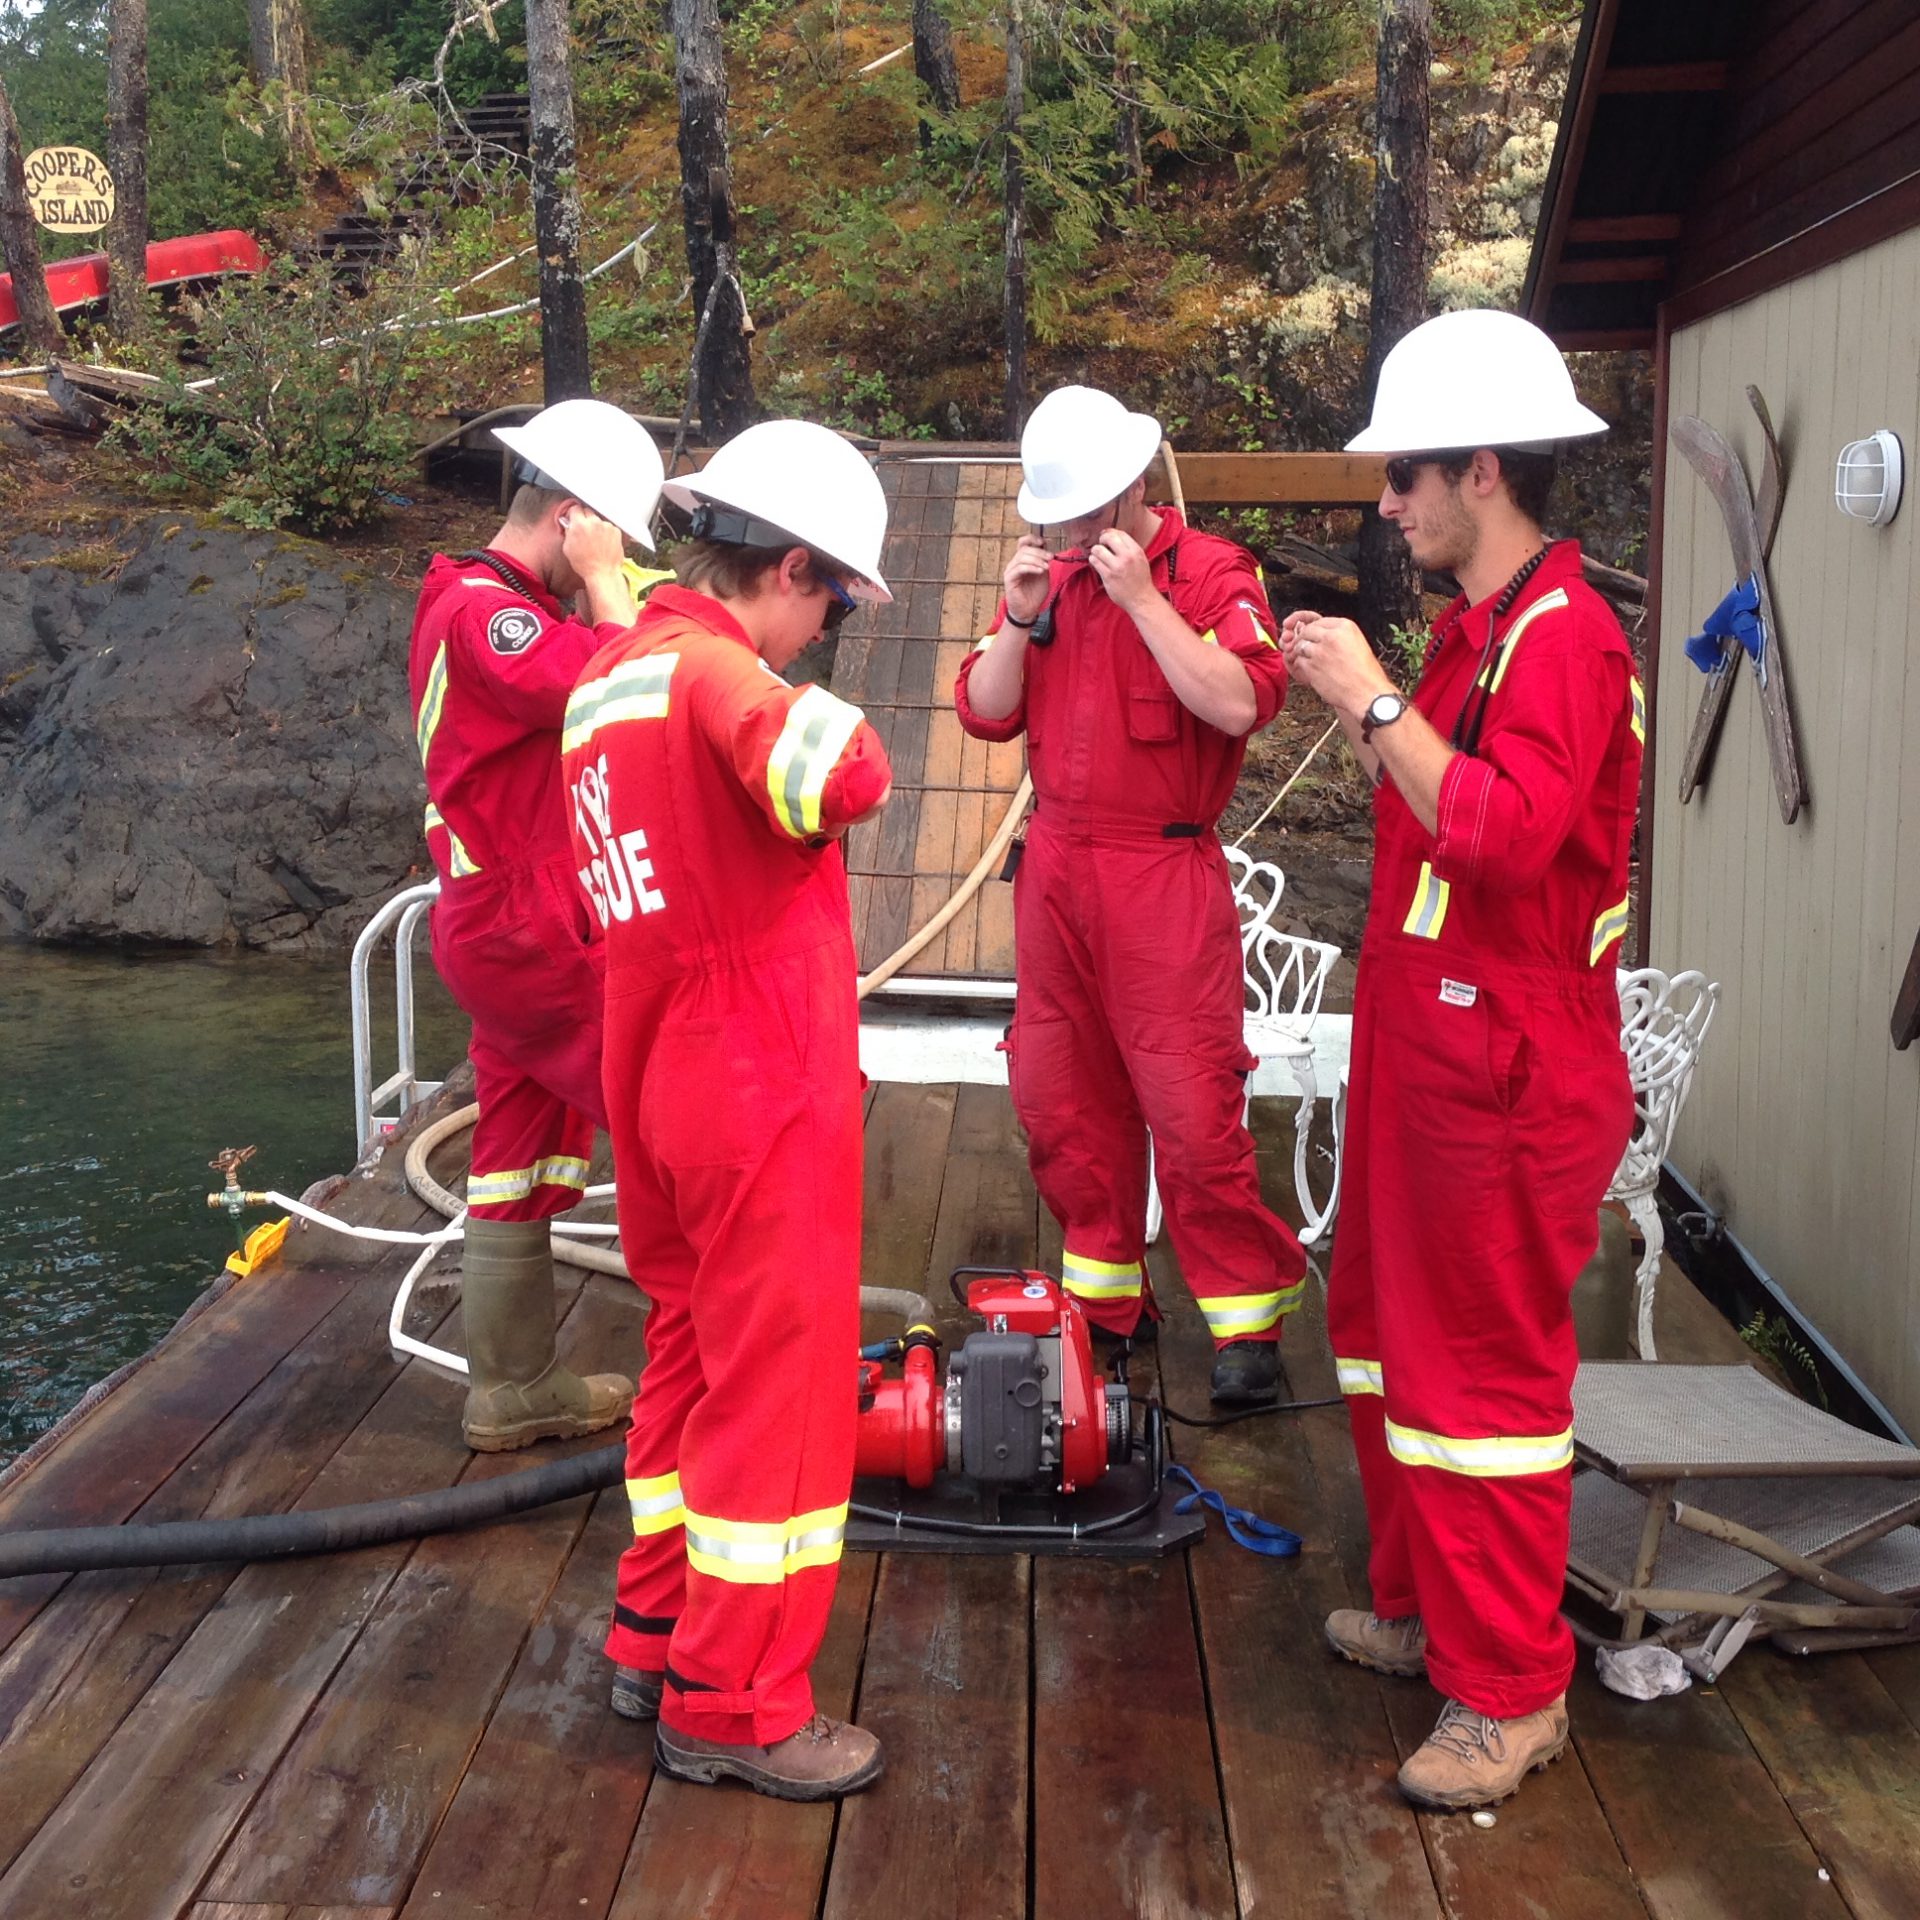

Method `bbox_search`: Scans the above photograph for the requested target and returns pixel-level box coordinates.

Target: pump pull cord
[1164,1465,1301,1558]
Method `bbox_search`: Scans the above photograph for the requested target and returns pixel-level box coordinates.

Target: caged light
[1834,428,1904,527]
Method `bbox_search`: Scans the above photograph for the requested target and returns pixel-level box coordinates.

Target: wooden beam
[1598,61,1731,94]
[1146,450,1386,506]
[1553,328,1657,352]
[1529,0,1624,329]
[1567,215,1685,244]
[1558,254,1672,284]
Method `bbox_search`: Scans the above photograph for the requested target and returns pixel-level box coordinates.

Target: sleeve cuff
[1432,751,1496,884]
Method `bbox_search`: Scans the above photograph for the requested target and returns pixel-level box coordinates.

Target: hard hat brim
[663,474,892,603]
[1345,400,1609,456]
[1016,414,1163,525]
[495,422,659,550]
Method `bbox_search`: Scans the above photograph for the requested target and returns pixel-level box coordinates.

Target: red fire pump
[855,1270,1131,1496]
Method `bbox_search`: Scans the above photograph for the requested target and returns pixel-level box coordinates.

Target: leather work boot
[1324,1608,1429,1678]
[610,1665,664,1722]
[1209,1338,1285,1406]
[1397,1695,1570,1811]
[459,1216,634,1452]
[653,1714,885,1802]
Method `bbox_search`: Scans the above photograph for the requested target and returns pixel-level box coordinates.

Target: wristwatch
[1361,691,1408,744]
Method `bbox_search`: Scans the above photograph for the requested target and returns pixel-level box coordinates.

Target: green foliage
[108,254,433,534]
[311,0,527,99]
[1381,621,1430,683]
[1739,1311,1830,1410]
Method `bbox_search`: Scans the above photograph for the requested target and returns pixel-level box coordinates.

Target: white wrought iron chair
[1145,852,1345,1250]
[1610,966,1721,1362]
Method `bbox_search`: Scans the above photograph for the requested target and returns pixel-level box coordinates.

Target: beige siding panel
[1655,222,1920,1435]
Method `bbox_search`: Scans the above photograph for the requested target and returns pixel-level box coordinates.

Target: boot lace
[1425,1699,1505,1770]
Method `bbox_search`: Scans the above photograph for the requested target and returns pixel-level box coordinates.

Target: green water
[0,943,471,1468]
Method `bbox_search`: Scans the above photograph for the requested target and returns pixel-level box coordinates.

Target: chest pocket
[1127,680,1180,743]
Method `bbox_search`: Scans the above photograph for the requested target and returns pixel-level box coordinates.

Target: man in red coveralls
[955,384,1306,1406]
[562,418,893,1801]
[409,398,665,1452]
[1282,310,1641,1810]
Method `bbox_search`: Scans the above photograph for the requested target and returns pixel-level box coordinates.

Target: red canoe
[0,229,266,337]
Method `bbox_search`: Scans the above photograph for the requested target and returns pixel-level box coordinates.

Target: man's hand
[1280,610,1395,720]
[564,506,639,628]
[1002,535,1052,625]
[1087,526,1156,616]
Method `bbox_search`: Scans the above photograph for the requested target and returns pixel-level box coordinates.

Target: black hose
[0,1445,624,1578]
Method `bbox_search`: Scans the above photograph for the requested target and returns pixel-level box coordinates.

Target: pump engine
[854,1270,1131,1495]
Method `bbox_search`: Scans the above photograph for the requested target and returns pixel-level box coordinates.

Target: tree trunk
[1113,1,1144,206]
[245,0,314,176]
[106,0,151,341]
[0,70,62,356]
[1356,0,1431,651]
[672,0,753,436]
[1002,0,1028,436]
[912,0,960,148]
[526,0,593,401]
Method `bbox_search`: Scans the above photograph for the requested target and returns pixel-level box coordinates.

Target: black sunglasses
[819,572,857,633]
[1384,455,1432,496]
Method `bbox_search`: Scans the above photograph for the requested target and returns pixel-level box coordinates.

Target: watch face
[1370,694,1402,723]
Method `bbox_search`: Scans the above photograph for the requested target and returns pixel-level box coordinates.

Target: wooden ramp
[832,458,1027,984]
[3,1089,1920,1919]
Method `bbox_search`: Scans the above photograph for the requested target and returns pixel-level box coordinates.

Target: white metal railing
[351,879,445,1156]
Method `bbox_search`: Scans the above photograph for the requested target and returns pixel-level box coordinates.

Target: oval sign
[24,146,116,234]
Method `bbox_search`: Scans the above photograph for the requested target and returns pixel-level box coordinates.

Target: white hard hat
[1346,310,1609,455]
[493,399,667,550]
[1017,385,1163,524]
[663,418,893,602]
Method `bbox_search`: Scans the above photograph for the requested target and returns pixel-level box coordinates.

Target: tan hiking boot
[1325,1608,1429,1678]
[460,1217,634,1452]
[1397,1695,1570,1811]
[610,1665,664,1722]
[654,1714,885,1802]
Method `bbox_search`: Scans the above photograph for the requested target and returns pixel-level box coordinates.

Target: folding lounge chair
[1568,1362,1920,1677]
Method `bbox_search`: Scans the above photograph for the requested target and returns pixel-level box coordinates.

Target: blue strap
[1166,1464,1301,1558]
[1684,574,1765,674]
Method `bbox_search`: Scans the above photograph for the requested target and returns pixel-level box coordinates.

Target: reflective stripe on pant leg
[1384,1420,1574,1476]
[681,1503,849,1584]
[1195,1291,1292,1338]
[1061,1249,1144,1304]
[628,1470,685,1536]
[467,1154,592,1209]
[1336,1355,1384,1397]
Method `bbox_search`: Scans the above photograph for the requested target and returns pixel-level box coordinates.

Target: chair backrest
[1224,845,1286,952]
[1244,923,1342,1032]
[1613,966,1721,1191]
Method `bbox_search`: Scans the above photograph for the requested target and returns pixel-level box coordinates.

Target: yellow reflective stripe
[1061,1251,1144,1301]
[974,631,998,652]
[1250,620,1278,650]
[458,576,513,591]
[563,652,679,754]
[422,804,481,877]
[1485,586,1570,695]
[683,1503,848,1585]
[767,685,867,839]
[1195,1288,1298,1336]
[466,1155,592,1206]
[1402,860,1451,940]
[416,642,449,765]
[1590,894,1631,967]
[1336,1357,1384,1397]
[627,1472,685,1536]
[620,560,676,600]
[1201,627,1219,647]
[1385,1419,1574,1477]
[1629,674,1646,744]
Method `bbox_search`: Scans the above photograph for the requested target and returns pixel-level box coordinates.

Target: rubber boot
[460,1216,633,1452]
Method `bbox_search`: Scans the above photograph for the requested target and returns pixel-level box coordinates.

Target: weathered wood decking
[2,1083,1920,1920]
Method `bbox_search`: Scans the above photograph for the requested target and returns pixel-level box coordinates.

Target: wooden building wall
[1652,221,1920,1433]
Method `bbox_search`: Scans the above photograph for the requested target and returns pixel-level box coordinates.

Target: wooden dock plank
[1032,1554,1236,1920]
[926,1084,1041,1296]
[198,1279,635,1908]
[861,1080,958,1303]
[392,1487,650,1920]
[604,1555,878,1919]
[821,1555,1030,1920]
[188,1906,395,1919]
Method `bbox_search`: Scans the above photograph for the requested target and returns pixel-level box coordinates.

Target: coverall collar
[1433,537,1585,653]
[637,581,754,649]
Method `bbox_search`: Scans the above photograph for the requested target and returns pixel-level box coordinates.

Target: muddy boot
[610,1665,664,1722]
[459,1216,633,1452]
[1209,1339,1285,1406]
[1324,1608,1429,1677]
[1397,1695,1570,1811]
[654,1714,885,1802]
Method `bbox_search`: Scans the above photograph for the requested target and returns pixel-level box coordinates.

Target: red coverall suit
[1328,540,1642,1718]
[954,509,1305,1347]
[561,583,891,1748]
[408,552,628,1223]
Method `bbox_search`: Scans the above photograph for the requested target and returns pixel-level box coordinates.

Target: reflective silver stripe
[1336,1357,1383,1397]
[1061,1251,1144,1301]
[563,652,679,754]
[682,1503,848,1584]
[1195,1287,1301,1337]
[1402,860,1451,940]
[1590,895,1631,967]
[467,1155,592,1207]
[1384,1418,1574,1477]
[1486,587,1571,695]
[627,1472,684,1536]
[1629,674,1647,745]
[423,804,481,877]
[767,686,866,839]
[416,642,449,765]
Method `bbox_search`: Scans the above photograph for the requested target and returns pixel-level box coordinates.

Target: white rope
[1231,717,1342,848]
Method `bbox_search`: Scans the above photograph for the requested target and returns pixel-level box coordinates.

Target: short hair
[506,481,571,528]
[1437,448,1557,525]
[673,537,838,599]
